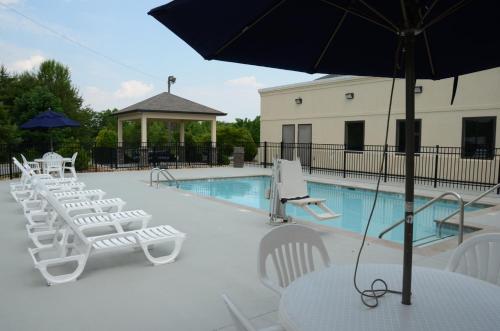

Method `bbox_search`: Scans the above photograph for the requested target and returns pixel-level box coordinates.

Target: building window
[396,119,422,153]
[462,117,496,159]
[345,121,364,151]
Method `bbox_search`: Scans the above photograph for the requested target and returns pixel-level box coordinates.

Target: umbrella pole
[402,33,415,305]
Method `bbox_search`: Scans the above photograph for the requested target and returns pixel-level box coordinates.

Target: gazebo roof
[113,92,226,116]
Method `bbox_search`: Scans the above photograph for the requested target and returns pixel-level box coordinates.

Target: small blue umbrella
[20,108,80,151]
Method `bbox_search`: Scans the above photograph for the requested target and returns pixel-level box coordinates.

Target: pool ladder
[379,183,500,245]
[150,168,179,189]
[378,191,465,244]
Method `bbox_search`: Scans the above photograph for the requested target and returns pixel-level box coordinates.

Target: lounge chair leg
[29,247,88,285]
[140,238,185,266]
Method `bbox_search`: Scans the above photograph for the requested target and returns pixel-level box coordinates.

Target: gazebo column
[211,119,217,143]
[178,121,185,162]
[140,115,148,166]
[210,119,217,165]
[116,119,124,165]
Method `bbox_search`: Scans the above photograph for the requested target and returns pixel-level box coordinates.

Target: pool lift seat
[267,159,341,224]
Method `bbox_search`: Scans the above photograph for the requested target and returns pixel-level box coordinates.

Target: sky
[0,0,321,121]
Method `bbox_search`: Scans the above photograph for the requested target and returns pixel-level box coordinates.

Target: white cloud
[0,0,21,5]
[82,81,156,112]
[225,76,263,89]
[113,80,154,99]
[9,54,45,71]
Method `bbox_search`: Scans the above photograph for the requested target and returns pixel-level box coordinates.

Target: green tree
[95,128,118,147]
[234,116,260,143]
[148,121,169,146]
[123,121,140,146]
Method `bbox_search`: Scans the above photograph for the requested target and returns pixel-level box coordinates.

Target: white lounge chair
[10,158,82,202]
[221,294,284,331]
[21,154,41,174]
[28,189,185,285]
[25,194,126,228]
[258,224,331,295]
[446,233,500,286]
[268,159,340,223]
[28,209,152,249]
[62,152,78,179]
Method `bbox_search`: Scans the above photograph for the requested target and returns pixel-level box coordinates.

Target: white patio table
[279,264,500,331]
[34,157,71,173]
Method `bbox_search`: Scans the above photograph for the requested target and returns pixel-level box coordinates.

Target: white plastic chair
[63,152,78,179]
[21,154,41,174]
[258,224,331,295]
[446,233,500,286]
[42,152,63,177]
[221,295,284,331]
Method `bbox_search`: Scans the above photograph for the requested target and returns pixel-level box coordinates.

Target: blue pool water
[176,176,487,244]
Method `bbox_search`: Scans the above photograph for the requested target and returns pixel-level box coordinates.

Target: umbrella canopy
[149,0,500,305]
[20,109,80,129]
[20,108,80,151]
[149,0,499,79]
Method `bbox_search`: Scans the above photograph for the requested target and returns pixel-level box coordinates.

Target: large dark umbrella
[148,0,500,305]
[20,108,80,151]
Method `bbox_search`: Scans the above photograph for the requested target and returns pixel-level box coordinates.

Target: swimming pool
[175,176,486,244]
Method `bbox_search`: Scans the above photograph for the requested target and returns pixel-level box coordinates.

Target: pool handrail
[436,182,500,237]
[150,168,179,188]
[378,191,465,244]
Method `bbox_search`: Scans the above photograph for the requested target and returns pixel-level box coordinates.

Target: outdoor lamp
[414,85,423,94]
[345,92,354,100]
[168,75,176,93]
[295,97,302,105]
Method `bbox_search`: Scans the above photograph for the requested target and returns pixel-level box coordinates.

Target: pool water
[176,176,486,244]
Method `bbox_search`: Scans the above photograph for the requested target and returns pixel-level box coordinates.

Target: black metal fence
[2,141,499,192]
[0,142,231,180]
[249,142,500,192]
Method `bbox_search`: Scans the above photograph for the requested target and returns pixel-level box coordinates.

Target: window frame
[395,119,422,154]
[461,116,496,160]
[344,120,365,152]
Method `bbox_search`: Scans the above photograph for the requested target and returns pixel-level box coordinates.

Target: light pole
[168,75,176,93]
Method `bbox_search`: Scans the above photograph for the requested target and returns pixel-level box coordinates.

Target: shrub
[95,128,117,148]
[57,139,90,171]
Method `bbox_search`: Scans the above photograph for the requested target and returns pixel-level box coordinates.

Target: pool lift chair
[267,159,341,224]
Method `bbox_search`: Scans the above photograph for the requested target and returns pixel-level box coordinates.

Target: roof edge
[258,75,381,94]
[112,109,227,116]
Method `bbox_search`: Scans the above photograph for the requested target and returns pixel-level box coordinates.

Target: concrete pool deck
[1,167,499,330]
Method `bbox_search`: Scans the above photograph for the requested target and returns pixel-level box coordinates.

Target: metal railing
[150,168,179,188]
[437,182,500,236]
[252,143,500,192]
[378,191,465,244]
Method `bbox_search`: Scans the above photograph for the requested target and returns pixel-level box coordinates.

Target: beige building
[259,68,500,153]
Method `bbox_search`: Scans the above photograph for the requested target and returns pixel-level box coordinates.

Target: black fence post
[434,145,439,188]
[309,142,313,174]
[209,142,212,167]
[8,145,13,179]
[280,141,284,159]
[264,141,267,168]
[496,151,500,194]
[384,144,388,182]
[176,142,179,169]
[343,149,347,178]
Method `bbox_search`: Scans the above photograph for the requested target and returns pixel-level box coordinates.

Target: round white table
[279,264,500,331]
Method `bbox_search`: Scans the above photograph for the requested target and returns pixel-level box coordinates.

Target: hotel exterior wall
[259,68,500,147]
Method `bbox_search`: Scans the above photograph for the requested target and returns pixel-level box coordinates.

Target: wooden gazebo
[113,92,226,145]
